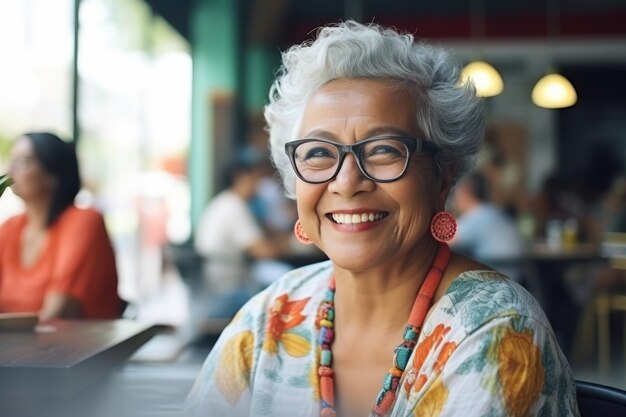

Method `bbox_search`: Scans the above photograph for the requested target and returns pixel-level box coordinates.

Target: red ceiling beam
[287,11,626,43]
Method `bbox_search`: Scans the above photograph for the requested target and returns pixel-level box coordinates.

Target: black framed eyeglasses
[284,136,438,184]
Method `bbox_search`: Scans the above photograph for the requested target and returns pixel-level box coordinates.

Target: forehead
[10,136,35,157]
[299,78,419,138]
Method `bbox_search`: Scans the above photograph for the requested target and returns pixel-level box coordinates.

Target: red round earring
[294,219,313,245]
[430,211,457,242]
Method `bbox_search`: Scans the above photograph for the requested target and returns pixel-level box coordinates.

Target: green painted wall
[244,45,278,112]
[189,0,239,228]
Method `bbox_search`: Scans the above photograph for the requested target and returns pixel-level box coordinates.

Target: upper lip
[326,208,386,215]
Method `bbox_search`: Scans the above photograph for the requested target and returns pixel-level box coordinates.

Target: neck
[25,200,51,230]
[317,242,450,417]
[333,240,439,332]
[232,186,252,201]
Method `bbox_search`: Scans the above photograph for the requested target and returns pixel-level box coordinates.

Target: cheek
[394,178,439,229]
[12,171,34,188]
[295,181,325,228]
[400,195,432,231]
[18,171,50,193]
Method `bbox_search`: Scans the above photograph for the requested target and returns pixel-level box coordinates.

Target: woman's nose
[327,153,375,196]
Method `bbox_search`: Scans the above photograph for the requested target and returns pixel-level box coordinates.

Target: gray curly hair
[264,21,484,199]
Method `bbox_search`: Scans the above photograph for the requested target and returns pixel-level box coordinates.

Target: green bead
[383,373,393,390]
[375,388,386,405]
[320,349,332,366]
[327,308,334,320]
[394,347,411,369]
[404,328,417,341]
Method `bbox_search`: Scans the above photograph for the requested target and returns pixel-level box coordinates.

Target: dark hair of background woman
[23,132,81,226]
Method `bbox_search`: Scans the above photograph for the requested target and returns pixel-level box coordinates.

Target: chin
[326,251,384,273]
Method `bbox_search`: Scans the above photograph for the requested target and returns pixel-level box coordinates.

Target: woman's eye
[374,146,397,154]
[367,145,403,157]
[303,147,335,160]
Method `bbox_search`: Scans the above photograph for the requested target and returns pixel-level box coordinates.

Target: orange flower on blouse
[404,323,453,395]
[262,293,311,357]
[497,328,545,417]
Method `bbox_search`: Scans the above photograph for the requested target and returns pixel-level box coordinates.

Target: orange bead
[320,376,335,405]
[318,366,334,377]
[377,391,396,414]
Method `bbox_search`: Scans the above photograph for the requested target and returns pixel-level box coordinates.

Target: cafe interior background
[1,0,625,403]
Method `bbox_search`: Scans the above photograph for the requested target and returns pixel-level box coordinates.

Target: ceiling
[145,0,626,46]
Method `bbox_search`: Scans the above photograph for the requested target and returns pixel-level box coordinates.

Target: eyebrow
[302,126,416,140]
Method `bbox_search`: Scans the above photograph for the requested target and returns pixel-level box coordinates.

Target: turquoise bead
[383,373,393,390]
[320,349,332,366]
[375,388,386,405]
[394,347,411,369]
[327,308,334,320]
[404,328,417,340]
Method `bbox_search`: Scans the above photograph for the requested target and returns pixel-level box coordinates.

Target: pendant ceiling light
[461,61,504,97]
[531,0,577,109]
[461,0,503,97]
[531,73,577,108]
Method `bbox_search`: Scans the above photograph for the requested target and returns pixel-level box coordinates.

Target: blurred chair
[597,232,626,373]
[595,291,626,373]
[576,380,626,416]
[165,239,203,288]
[573,232,626,372]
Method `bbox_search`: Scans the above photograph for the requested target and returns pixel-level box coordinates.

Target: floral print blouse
[184,261,580,417]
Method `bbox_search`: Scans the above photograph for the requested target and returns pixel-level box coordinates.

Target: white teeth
[331,212,387,224]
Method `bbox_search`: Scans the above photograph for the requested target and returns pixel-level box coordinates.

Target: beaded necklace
[316,243,451,417]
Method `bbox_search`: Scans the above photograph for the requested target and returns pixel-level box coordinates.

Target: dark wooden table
[0,319,156,397]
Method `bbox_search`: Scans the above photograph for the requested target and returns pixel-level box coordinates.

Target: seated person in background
[185,21,578,417]
[451,171,526,282]
[0,132,121,320]
[194,153,291,318]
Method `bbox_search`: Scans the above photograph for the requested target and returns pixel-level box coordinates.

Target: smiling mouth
[330,212,389,224]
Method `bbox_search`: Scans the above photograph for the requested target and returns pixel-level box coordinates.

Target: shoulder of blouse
[0,212,27,234]
[53,205,107,235]
[59,205,103,221]
[439,269,550,332]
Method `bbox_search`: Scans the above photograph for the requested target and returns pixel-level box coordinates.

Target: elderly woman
[185,22,579,417]
[0,132,120,320]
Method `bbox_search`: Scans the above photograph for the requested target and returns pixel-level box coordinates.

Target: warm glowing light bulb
[461,60,504,97]
[531,73,577,109]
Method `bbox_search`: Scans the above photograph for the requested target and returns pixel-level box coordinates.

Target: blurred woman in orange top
[0,132,121,320]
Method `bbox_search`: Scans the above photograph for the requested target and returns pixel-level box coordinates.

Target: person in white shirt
[194,156,289,318]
